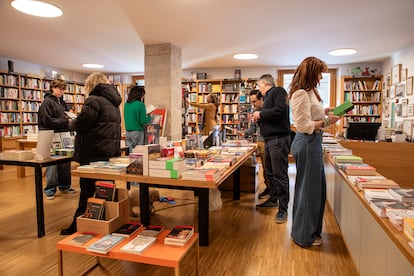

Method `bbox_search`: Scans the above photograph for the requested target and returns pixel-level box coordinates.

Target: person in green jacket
[124,86,152,153]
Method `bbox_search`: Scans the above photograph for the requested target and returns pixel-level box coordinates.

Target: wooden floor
[0,162,359,276]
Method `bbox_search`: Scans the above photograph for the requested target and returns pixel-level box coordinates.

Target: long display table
[72,148,255,246]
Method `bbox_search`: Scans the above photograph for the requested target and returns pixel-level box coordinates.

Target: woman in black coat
[61,72,122,235]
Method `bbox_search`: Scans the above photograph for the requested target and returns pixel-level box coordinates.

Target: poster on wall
[392,64,402,84]
[403,120,412,137]
[406,77,413,96]
[396,83,406,97]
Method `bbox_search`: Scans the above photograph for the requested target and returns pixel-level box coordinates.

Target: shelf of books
[340,76,382,129]
[182,78,257,139]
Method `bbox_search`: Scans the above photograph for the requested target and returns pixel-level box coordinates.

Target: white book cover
[35,130,54,160]
[120,235,157,254]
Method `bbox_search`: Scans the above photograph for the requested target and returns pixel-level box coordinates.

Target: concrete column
[144,43,182,141]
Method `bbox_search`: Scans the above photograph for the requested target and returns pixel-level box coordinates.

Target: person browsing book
[124,86,153,153]
[237,89,270,199]
[60,72,122,235]
[38,79,76,200]
[289,56,340,247]
[187,93,219,135]
[252,74,291,225]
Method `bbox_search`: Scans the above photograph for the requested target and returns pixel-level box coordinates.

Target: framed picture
[390,85,396,98]
[392,64,401,84]
[407,104,414,117]
[386,72,391,87]
[403,119,412,136]
[396,103,402,117]
[402,99,408,117]
[383,119,390,128]
[396,83,405,97]
[401,68,408,81]
[406,76,413,96]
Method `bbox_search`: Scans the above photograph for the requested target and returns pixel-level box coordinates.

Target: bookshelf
[340,76,383,128]
[182,78,258,139]
[0,70,85,138]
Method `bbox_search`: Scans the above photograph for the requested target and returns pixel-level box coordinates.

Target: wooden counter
[339,141,414,187]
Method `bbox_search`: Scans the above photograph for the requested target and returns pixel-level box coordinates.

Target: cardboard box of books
[77,188,129,234]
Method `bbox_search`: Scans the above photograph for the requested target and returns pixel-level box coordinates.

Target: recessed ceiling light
[11,0,63,18]
[328,48,357,56]
[82,63,104,69]
[233,53,258,60]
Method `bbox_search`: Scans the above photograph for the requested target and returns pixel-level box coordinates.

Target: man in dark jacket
[38,79,76,200]
[61,72,122,235]
[252,74,291,224]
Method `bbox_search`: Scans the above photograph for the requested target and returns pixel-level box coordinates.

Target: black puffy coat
[38,93,69,132]
[72,83,122,165]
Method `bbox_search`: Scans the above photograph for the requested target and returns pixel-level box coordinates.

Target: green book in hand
[333,101,354,116]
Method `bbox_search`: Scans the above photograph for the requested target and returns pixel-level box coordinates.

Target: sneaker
[256,198,278,208]
[258,188,270,199]
[275,211,288,224]
[61,188,76,194]
[312,237,322,246]
[60,224,77,235]
[46,194,55,200]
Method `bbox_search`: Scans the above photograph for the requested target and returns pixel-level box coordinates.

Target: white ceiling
[1,0,414,74]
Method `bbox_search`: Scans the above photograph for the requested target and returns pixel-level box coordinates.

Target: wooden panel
[339,141,414,187]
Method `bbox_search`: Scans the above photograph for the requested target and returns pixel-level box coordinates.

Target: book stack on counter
[184,149,213,160]
[77,161,128,175]
[342,163,377,176]
[164,226,194,246]
[68,232,98,246]
[86,234,125,254]
[181,168,224,182]
[112,222,143,238]
[353,176,399,190]
[148,157,187,179]
[334,155,363,164]
[120,225,164,254]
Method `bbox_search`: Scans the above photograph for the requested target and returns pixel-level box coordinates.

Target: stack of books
[342,163,377,176]
[334,155,363,164]
[86,234,125,254]
[356,176,399,189]
[77,161,127,175]
[83,198,106,220]
[112,222,143,237]
[388,188,414,203]
[164,226,194,246]
[148,157,187,179]
[181,168,223,182]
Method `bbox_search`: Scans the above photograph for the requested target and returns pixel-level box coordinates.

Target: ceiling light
[233,53,258,60]
[82,63,104,69]
[328,48,357,56]
[11,0,63,18]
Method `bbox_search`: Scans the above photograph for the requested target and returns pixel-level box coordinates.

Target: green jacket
[124,100,151,131]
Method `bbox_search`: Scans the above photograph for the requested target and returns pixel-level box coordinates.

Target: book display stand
[57,230,199,276]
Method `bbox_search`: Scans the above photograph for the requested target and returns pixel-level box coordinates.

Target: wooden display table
[72,147,256,246]
[16,139,37,178]
[0,154,72,237]
[57,231,199,276]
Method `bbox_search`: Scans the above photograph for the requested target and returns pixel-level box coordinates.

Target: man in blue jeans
[38,79,76,199]
[252,74,291,224]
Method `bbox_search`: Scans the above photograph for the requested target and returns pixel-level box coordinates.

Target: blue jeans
[44,163,72,196]
[290,132,326,247]
[265,135,290,212]
[126,130,144,153]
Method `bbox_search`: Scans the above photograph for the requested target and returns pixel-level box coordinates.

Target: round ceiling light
[328,48,357,56]
[11,0,63,18]
[233,53,258,60]
[81,63,104,69]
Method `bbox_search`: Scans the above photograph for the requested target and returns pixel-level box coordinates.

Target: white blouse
[290,89,324,134]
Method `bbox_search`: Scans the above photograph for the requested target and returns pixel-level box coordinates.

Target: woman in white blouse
[289,57,340,247]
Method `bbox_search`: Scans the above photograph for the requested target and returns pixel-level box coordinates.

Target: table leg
[139,184,150,226]
[34,165,45,237]
[233,168,241,200]
[57,250,63,276]
[17,141,26,178]
[197,188,209,246]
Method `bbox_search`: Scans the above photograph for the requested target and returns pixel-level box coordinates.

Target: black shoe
[60,223,76,235]
[256,198,277,208]
[258,188,270,199]
[275,210,288,224]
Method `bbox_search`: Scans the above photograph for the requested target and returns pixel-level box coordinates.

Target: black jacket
[38,93,69,132]
[259,86,291,140]
[71,83,122,164]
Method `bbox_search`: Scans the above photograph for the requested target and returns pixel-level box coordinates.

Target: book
[333,101,354,116]
[139,225,165,237]
[112,222,143,237]
[164,226,194,246]
[357,178,399,189]
[127,153,144,175]
[68,232,98,246]
[86,234,125,254]
[144,123,160,145]
[150,108,167,136]
[120,235,157,254]
[84,198,105,220]
[343,164,376,176]
[334,155,363,164]
[181,168,223,182]
[146,104,157,115]
[404,217,414,236]
[369,199,402,217]
[148,168,185,179]
[388,188,414,203]
[363,188,396,202]
[148,157,186,170]
[132,144,161,176]
[95,181,116,201]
